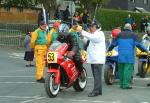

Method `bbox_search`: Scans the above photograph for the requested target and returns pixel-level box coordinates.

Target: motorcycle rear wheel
[73,68,87,92]
[104,65,114,85]
[45,72,60,98]
[139,62,147,78]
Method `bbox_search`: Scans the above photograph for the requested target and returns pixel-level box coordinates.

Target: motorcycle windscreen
[48,41,65,51]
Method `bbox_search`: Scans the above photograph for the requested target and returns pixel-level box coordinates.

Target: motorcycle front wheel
[73,68,87,92]
[45,72,60,98]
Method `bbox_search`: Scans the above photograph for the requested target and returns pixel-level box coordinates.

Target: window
[130,0,135,3]
[144,0,148,5]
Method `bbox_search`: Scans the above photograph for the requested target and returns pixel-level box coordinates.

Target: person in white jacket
[78,23,106,97]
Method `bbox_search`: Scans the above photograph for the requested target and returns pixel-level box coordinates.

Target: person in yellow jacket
[47,22,60,48]
[30,21,47,83]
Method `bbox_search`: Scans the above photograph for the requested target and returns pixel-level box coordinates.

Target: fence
[0,23,38,48]
[0,23,38,33]
[0,29,22,47]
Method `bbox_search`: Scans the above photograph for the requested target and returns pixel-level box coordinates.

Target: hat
[111,29,121,38]
[124,23,132,30]
[147,27,150,32]
[40,21,47,26]
[53,22,60,28]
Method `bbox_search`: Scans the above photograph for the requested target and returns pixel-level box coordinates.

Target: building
[106,0,150,12]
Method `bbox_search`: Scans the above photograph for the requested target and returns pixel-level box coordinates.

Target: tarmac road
[0,48,150,103]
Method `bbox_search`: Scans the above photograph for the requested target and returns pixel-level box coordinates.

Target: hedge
[95,9,150,31]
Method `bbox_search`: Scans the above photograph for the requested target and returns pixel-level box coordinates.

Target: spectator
[125,14,134,25]
[141,16,149,32]
[73,11,81,24]
[81,9,90,30]
[47,22,60,48]
[59,21,69,32]
[69,21,84,50]
[30,21,47,83]
[24,32,34,67]
[54,5,61,19]
[108,23,148,89]
[77,23,106,97]
[63,6,70,22]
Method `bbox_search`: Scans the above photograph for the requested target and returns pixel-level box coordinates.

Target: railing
[0,23,38,48]
[0,29,22,47]
[0,23,38,33]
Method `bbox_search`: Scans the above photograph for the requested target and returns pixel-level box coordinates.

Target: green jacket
[35,29,47,45]
[70,32,83,50]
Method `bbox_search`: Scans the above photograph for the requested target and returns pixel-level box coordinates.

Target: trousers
[91,64,103,93]
[35,45,47,80]
[118,63,133,88]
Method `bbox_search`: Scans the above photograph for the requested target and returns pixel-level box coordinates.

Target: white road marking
[9,56,22,59]
[56,98,121,103]
[141,102,149,103]
[20,96,46,103]
[0,76,34,78]
[0,96,35,99]
[0,95,120,103]
[0,82,36,84]
[8,52,24,59]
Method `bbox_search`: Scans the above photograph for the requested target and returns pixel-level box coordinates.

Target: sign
[47,51,58,63]
[49,20,61,28]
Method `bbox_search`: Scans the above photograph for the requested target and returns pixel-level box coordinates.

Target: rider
[136,27,150,76]
[142,27,150,48]
[107,28,121,63]
[144,27,150,86]
[56,32,84,73]
[47,21,60,48]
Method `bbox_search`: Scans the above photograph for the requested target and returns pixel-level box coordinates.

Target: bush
[95,9,150,31]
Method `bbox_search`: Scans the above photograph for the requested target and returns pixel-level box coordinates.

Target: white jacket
[82,29,106,64]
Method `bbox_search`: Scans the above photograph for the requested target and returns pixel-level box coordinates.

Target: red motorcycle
[45,41,87,98]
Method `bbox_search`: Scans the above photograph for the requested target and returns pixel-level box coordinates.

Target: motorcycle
[45,41,87,98]
[104,49,119,85]
[136,48,150,78]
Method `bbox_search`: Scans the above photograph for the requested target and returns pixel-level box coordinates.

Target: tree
[1,0,37,8]
[37,0,57,13]
[79,0,110,10]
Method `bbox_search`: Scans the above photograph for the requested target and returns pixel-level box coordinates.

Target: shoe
[122,86,132,89]
[88,92,101,97]
[26,65,30,67]
[136,73,139,76]
[36,78,45,83]
[29,64,34,67]
[147,83,150,86]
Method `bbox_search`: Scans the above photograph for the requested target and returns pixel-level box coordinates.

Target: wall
[0,7,39,24]
[105,0,128,10]
[128,0,150,11]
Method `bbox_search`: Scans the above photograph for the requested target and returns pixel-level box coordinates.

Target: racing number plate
[47,52,57,63]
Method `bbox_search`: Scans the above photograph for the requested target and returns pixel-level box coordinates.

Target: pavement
[0,48,150,103]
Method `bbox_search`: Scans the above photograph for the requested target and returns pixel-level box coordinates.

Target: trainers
[30,64,34,67]
[147,83,150,86]
[26,65,30,67]
[36,78,45,83]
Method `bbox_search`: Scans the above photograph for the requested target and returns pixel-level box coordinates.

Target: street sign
[49,20,61,28]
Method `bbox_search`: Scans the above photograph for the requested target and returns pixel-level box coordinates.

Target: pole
[42,4,46,24]
[42,4,49,32]
[71,0,73,25]
[93,3,98,22]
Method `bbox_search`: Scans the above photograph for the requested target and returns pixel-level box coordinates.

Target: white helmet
[147,27,150,32]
